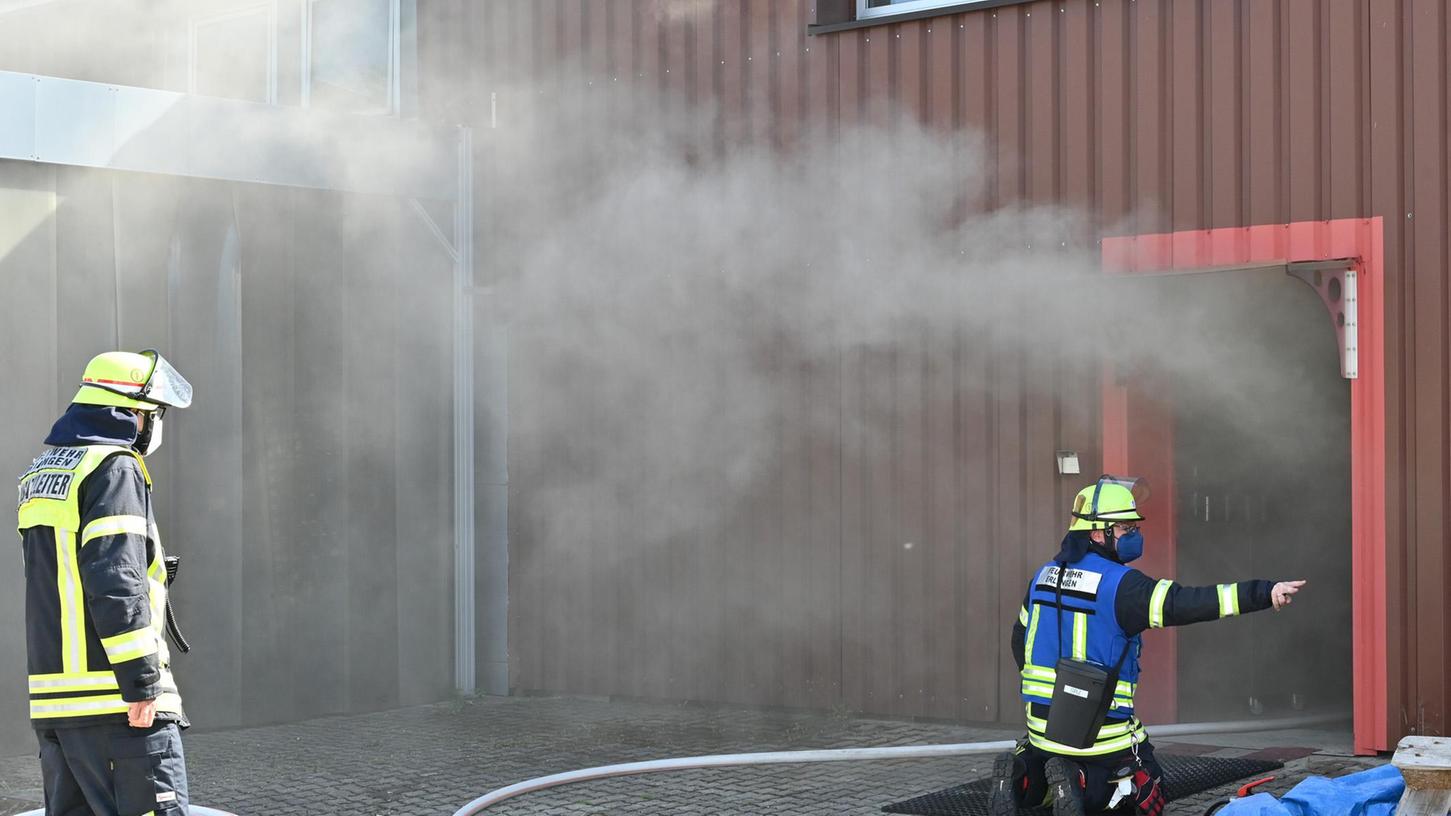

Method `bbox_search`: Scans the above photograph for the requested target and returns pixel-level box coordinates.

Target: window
[856,0,999,22]
[189,4,278,104]
[303,0,400,114]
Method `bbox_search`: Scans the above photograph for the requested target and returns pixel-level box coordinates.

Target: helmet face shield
[140,350,193,409]
[1070,474,1147,530]
[74,350,191,411]
[1097,475,1150,507]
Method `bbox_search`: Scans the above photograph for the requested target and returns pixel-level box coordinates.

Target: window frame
[187,2,280,105]
[810,0,1034,35]
[300,0,405,116]
[856,0,993,22]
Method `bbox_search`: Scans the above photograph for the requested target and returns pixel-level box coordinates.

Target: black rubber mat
[882,754,1284,816]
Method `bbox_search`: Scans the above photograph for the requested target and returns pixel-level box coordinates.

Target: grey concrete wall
[0,161,459,756]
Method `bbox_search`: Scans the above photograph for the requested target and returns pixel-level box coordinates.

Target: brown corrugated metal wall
[420,0,1450,738]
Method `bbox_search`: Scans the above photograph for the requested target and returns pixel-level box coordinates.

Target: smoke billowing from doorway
[0,0,1352,736]
[491,66,1351,723]
[490,70,1096,709]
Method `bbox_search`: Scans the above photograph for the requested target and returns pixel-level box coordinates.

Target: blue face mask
[1115,529,1144,563]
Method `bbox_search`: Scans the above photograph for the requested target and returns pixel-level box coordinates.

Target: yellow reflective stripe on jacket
[1018,606,1029,626]
[1148,579,1173,628]
[29,694,130,719]
[28,672,119,694]
[1022,665,1056,683]
[18,446,146,533]
[1028,729,1139,756]
[55,530,85,673]
[1218,583,1241,617]
[1022,668,1135,692]
[1023,605,1042,663]
[1021,681,1055,698]
[1023,665,1132,691]
[1025,708,1140,739]
[1022,668,1137,709]
[147,553,166,585]
[1024,704,1147,756]
[1071,612,1088,660]
[80,514,148,545]
[100,627,159,664]
[1114,679,1136,708]
[32,666,178,696]
[1021,660,1055,699]
[29,691,182,720]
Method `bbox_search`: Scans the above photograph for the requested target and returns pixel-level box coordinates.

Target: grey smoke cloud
[0,0,1352,733]
[490,67,1350,721]
[486,75,1101,554]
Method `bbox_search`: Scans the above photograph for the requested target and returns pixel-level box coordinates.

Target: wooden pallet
[1393,737,1451,816]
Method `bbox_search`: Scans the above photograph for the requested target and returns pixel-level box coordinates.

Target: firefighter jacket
[17,405,184,728]
[1011,531,1276,757]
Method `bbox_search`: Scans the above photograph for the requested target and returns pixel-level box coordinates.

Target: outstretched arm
[1115,568,1306,636]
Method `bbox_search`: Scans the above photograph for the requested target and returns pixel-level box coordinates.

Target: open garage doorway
[1127,268,1352,724]
[1098,220,1388,754]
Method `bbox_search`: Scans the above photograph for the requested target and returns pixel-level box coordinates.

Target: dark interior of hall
[1124,269,1353,724]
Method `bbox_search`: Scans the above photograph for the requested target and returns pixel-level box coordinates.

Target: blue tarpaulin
[1220,765,1405,816]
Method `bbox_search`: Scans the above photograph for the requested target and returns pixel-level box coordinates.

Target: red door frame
[1100,219,1388,755]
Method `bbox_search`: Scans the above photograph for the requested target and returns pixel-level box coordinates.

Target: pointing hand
[1271,580,1306,611]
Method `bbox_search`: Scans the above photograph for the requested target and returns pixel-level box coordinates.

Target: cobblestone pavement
[0,696,1381,816]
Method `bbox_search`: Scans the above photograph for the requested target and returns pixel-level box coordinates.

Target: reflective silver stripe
[1025,706,1139,738]
[1025,704,1147,756]
[1148,579,1172,628]
[1028,730,1137,756]
[1018,606,1029,626]
[101,627,159,664]
[56,530,84,673]
[80,514,148,545]
[1021,681,1055,698]
[1072,612,1088,660]
[1023,605,1042,662]
[29,691,182,719]
[1217,583,1240,617]
[28,673,119,693]
[1022,665,1056,682]
[29,695,128,716]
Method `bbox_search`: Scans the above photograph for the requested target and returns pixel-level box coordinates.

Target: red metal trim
[1101,219,1388,754]
[1102,366,1178,724]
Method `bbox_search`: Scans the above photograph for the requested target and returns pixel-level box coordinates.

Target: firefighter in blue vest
[18,350,193,816]
[990,475,1305,816]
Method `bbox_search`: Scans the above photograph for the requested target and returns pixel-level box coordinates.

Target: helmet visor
[1080,474,1148,522]
[1099,475,1150,504]
[139,350,193,409]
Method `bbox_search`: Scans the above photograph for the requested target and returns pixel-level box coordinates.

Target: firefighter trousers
[36,721,189,816]
[1012,739,1164,812]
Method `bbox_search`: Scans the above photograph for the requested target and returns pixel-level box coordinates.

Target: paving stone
[0,697,1383,816]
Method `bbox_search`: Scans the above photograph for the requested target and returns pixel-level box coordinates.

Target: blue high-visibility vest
[1018,551,1146,756]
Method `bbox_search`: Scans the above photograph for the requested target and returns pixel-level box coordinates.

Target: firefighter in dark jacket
[991,475,1306,816]
[18,350,193,816]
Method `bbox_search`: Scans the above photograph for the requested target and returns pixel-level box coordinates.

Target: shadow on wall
[0,148,459,759]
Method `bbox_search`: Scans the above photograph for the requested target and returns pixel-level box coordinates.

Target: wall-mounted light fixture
[1055,450,1080,476]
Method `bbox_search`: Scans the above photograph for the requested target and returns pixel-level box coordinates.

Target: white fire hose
[452,711,1348,815]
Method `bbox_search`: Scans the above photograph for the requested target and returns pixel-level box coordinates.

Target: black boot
[1045,757,1086,816]
[990,751,1022,816]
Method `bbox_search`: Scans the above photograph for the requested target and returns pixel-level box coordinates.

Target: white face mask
[137,414,164,456]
